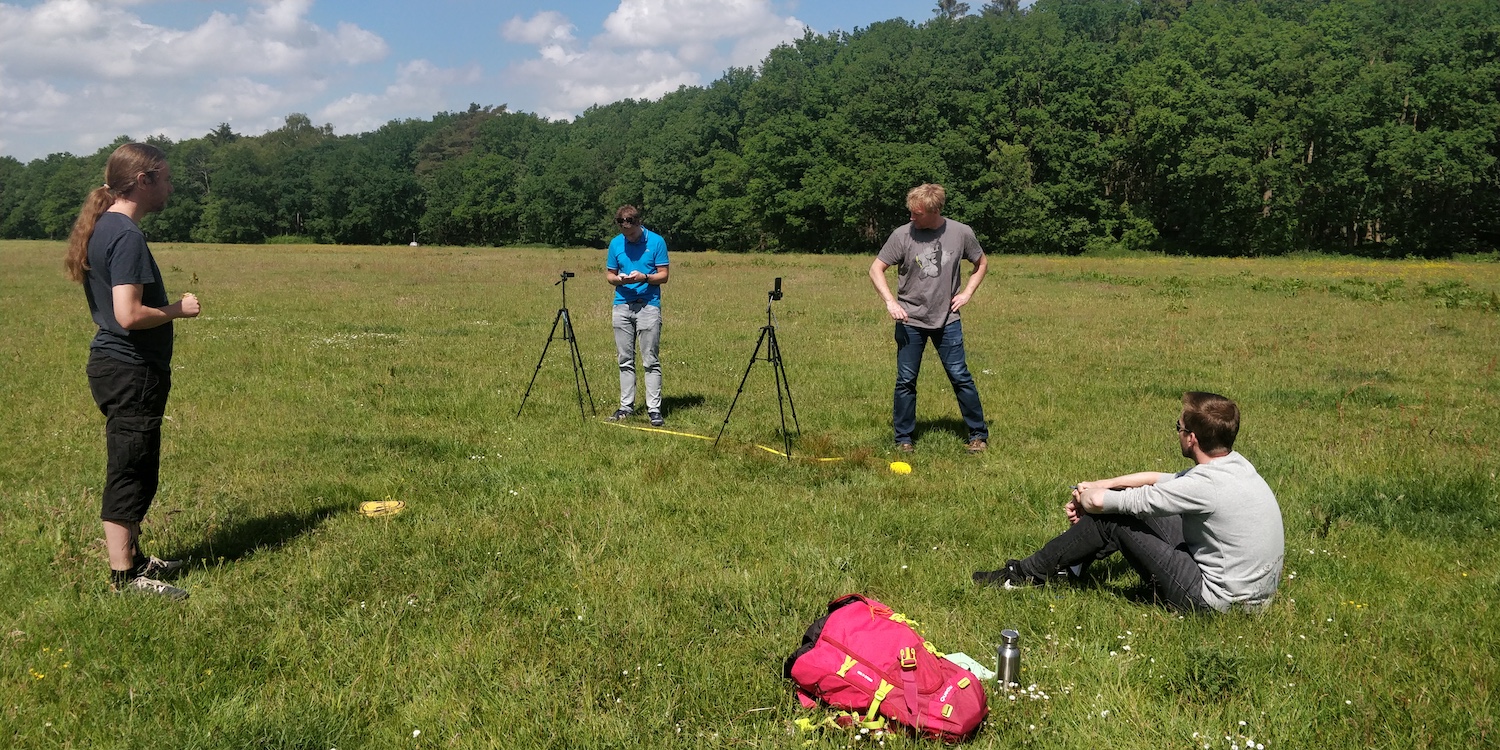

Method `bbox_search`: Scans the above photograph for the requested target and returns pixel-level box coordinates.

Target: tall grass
[1,240,1496,748]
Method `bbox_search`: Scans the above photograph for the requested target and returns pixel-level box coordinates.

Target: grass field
[2,239,1497,749]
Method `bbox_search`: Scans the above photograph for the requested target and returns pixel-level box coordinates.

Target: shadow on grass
[661,393,707,414]
[914,416,971,443]
[173,490,349,568]
[178,506,340,566]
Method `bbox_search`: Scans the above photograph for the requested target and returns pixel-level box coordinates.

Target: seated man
[974,392,1284,612]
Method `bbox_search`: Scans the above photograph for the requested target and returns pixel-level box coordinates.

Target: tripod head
[764,277,784,326]
[554,270,577,310]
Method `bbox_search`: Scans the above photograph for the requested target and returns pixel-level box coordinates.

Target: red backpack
[784,594,989,742]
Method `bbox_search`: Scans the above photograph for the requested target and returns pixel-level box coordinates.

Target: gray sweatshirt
[1101,452,1284,612]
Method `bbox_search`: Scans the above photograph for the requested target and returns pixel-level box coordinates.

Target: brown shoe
[896,442,915,454]
[966,439,987,454]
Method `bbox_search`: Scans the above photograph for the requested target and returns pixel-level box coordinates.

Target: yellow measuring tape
[604,422,713,441]
[755,444,844,462]
[605,421,845,461]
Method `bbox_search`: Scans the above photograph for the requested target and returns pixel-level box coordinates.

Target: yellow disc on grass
[359,500,406,518]
[889,461,912,475]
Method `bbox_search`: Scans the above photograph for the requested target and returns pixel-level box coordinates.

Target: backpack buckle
[899,647,918,670]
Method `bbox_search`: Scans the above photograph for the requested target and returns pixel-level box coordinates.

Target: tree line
[1,0,1495,257]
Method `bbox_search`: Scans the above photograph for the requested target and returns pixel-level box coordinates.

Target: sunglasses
[1175,420,1192,435]
[615,217,640,226]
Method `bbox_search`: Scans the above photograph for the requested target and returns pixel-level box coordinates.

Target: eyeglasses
[1175,420,1191,435]
[615,217,639,226]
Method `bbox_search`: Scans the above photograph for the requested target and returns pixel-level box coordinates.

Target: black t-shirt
[84,212,173,369]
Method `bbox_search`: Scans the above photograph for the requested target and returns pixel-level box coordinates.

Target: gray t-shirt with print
[876,218,985,330]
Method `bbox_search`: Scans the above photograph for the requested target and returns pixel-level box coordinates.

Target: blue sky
[0,1,999,162]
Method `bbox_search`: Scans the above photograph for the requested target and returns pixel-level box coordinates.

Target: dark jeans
[893,320,987,444]
[87,351,171,523]
[1017,513,1211,611]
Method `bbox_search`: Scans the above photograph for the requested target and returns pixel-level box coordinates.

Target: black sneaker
[648,410,664,427]
[606,408,633,422]
[972,560,1042,590]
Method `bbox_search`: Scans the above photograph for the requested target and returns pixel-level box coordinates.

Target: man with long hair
[974,392,1285,612]
[66,142,200,599]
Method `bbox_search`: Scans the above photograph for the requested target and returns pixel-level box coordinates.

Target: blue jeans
[892,320,987,445]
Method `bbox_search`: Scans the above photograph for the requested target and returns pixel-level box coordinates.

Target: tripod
[518,272,596,421]
[716,278,800,459]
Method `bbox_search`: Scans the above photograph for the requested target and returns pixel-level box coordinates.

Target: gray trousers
[612,301,662,411]
[1017,512,1212,611]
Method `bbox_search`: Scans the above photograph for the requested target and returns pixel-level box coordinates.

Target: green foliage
[263,234,318,245]
[1420,279,1500,311]
[1,0,1498,256]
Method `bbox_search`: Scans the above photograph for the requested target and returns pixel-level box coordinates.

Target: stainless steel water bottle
[997,629,1021,689]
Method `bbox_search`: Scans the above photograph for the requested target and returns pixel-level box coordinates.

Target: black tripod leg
[765,328,792,459]
[563,310,597,416]
[559,309,595,421]
[518,309,566,416]
[715,327,769,448]
[767,327,801,435]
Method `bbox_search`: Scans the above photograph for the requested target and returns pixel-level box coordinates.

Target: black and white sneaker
[606,408,633,422]
[648,410,664,427]
[139,556,188,579]
[972,560,1043,590]
[113,575,189,600]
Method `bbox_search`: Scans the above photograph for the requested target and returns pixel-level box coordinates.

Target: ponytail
[64,187,116,283]
[62,142,166,284]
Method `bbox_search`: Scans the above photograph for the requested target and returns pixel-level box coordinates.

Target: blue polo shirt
[607,227,669,307]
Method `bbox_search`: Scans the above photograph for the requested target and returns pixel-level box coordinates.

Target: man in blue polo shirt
[604,204,670,426]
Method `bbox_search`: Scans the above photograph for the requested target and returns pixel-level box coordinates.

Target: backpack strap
[836,654,857,678]
[887,612,922,629]
[865,680,895,725]
[795,712,887,734]
[898,647,923,730]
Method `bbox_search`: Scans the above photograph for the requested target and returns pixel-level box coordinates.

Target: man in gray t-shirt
[974,392,1285,613]
[868,183,989,454]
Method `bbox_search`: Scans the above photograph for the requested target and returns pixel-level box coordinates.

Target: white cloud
[503,0,805,117]
[0,0,395,159]
[318,59,482,135]
[0,0,385,80]
[0,0,812,160]
[501,10,576,46]
[601,0,795,48]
